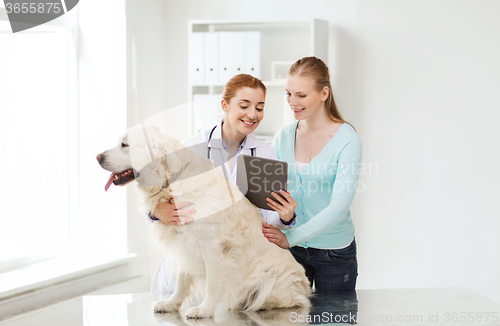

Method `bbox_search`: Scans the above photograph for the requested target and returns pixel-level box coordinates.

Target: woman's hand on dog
[262,223,290,249]
[153,195,195,225]
[266,190,297,223]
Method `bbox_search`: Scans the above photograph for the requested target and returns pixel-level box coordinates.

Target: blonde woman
[263,57,362,291]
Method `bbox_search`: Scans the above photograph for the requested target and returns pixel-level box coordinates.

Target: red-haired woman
[149,74,298,300]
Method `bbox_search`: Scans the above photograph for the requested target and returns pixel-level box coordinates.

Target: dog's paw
[153,311,186,324]
[185,305,215,319]
[152,300,181,313]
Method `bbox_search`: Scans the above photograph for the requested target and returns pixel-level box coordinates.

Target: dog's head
[96,124,184,191]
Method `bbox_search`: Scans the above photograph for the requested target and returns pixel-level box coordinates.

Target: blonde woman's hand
[262,223,290,249]
[152,195,195,225]
[266,190,296,223]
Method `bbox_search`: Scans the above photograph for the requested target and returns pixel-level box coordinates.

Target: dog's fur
[97,125,310,318]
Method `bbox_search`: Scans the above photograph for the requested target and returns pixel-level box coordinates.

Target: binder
[204,32,219,83]
[245,32,260,78]
[189,33,205,84]
[218,32,246,84]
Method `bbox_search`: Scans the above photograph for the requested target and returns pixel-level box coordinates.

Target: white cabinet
[188,19,328,139]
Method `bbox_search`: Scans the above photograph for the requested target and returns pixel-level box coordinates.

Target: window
[0,22,76,271]
[0,1,127,276]
[0,3,128,319]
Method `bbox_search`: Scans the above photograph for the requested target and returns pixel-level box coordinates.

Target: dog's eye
[121,143,128,148]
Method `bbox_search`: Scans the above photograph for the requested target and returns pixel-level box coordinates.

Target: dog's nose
[96,153,104,163]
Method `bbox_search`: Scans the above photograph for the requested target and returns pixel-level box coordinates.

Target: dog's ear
[164,150,182,173]
[156,138,183,173]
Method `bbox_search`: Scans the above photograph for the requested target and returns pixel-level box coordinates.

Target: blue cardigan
[272,121,362,249]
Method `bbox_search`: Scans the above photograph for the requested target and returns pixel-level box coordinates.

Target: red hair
[222,74,266,104]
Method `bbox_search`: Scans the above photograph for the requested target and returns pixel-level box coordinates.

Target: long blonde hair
[288,56,355,130]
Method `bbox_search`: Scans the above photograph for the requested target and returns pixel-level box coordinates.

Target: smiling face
[96,125,183,192]
[286,74,329,120]
[222,86,265,138]
[96,130,137,191]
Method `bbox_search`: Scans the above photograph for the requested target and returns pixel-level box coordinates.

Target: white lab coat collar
[208,121,259,153]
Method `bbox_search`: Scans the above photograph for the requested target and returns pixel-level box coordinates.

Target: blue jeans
[289,238,358,292]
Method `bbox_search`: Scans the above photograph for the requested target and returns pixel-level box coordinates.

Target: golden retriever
[96,124,310,319]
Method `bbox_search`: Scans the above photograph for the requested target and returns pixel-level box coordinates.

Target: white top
[183,122,276,183]
[295,160,307,173]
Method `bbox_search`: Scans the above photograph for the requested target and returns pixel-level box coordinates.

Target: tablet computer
[236,155,288,210]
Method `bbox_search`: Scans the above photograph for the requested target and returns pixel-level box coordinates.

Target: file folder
[204,32,219,84]
[189,33,205,84]
[245,32,261,78]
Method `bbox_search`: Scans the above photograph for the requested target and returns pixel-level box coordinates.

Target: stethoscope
[206,124,255,205]
[207,125,256,159]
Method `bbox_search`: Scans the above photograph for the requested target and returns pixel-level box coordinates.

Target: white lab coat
[151,123,294,301]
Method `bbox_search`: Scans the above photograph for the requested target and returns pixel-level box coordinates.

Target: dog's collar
[152,158,189,197]
[152,187,164,197]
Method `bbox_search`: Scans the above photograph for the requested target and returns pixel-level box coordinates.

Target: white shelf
[189,19,315,25]
[191,80,286,87]
[188,19,328,136]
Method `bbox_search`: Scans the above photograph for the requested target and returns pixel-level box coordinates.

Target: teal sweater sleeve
[273,122,362,248]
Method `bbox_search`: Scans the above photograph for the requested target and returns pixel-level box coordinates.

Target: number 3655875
[5,3,62,14]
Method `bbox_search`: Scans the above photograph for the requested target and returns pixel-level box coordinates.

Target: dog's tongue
[105,173,116,192]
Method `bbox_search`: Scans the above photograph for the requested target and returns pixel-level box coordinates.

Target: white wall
[354,0,500,304]
[125,0,500,304]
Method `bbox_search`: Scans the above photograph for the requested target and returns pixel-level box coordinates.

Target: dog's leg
[261,273,311,310]
[184,253,225,319]
[153,272,193,313]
